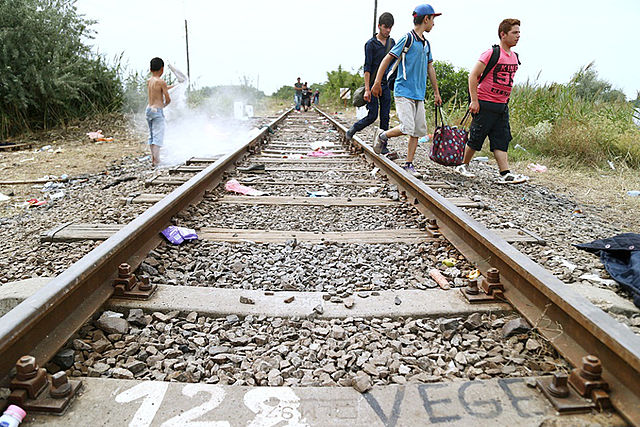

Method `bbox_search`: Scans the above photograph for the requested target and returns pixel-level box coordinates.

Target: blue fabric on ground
[575,233,640,308]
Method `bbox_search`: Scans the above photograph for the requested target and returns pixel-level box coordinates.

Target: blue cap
[413,4,441,17]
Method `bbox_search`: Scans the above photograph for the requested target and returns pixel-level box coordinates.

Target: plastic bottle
[627,191,640,197]
[472,156,489,162]
[0,405,26,427]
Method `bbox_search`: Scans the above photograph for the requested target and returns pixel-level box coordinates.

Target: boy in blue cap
[372,4,442,176]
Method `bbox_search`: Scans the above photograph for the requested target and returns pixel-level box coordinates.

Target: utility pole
[184,19,191,91]
[372,0,377,37]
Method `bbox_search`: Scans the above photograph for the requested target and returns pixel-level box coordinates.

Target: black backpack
[467,45,521,104]
[478,44,521,84]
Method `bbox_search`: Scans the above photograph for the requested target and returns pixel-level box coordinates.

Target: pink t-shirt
[476,47,518,104]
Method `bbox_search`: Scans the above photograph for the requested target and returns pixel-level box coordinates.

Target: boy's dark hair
[379,12,394,27]
[150,57,164,72]
[498,18,520,38]
[413,14,427,25]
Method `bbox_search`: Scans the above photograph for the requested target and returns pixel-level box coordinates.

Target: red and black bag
[429,107,470,166]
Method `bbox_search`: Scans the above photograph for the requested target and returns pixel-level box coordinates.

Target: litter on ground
[225,179,268,196]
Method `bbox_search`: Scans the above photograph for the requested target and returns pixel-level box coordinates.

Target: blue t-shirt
[390,30,433,101]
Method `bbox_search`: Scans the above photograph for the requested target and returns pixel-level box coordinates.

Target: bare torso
[147,76,168,109]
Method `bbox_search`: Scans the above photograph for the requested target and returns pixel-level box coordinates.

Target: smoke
[139,65,260,167]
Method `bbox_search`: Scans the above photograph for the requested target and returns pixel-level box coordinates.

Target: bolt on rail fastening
[8,355,82,414]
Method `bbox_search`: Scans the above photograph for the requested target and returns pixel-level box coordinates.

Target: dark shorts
[467,100,512,152]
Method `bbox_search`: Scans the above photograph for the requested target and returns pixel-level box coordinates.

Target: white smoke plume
[146,64,259,167]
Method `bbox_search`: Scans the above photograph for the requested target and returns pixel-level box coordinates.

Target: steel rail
[0,108,292,384]
[315,106,640,425]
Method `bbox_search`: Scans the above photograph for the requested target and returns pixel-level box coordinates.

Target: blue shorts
[146,107,165,146]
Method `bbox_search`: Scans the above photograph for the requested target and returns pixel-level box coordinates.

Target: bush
[509,79,640,168]
[324,65,364,103]
[430,61,469,107]
[0,0,123,138]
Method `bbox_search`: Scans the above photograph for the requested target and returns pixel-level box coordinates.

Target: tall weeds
[0,0,123,139]
[510,81,640,168]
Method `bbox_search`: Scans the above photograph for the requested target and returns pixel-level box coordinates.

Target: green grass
[422,81,640,169]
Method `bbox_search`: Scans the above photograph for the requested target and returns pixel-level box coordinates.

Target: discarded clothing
[161,225,198,245]
[306,150,334,157]
[575,233,640,307]
[527,163,547,172]
[224,179,267,196]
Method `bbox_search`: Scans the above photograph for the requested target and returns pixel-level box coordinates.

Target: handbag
[429,107,470,166]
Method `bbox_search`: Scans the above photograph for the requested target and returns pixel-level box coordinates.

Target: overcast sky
[76,0,639,99]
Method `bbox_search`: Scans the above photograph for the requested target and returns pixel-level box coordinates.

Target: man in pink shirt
[455,19,528,184]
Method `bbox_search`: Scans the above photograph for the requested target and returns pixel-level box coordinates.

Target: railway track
[0,107,638,425]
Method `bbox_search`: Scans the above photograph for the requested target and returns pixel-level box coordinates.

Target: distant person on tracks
[301,82,312,112]
[372,5,442,176]
[146,57,173,167]
[345,12,397,159]
[454,19,528,184]
[294,77,303,111]
[313,89,320,105]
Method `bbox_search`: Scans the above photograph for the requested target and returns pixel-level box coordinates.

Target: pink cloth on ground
[224,179,266,196]
[306,150,334,157]
[477,46,519,104]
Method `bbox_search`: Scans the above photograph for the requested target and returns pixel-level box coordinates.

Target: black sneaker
[345,126,356,141]
[238,164,266,174]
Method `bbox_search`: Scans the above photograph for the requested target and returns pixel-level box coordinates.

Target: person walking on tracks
[345,12,397,159]
[454,18,528,184]
[146,57,173,167]
[294,77,303,111]
[371,4,442,176]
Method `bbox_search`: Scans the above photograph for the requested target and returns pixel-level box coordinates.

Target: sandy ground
[0,114,147,216]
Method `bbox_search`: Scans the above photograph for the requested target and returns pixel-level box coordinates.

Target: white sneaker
[455,164,475,178]
[496,172,529,184]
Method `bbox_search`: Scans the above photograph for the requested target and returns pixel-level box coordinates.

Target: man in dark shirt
[294,77,303,111]
[346,12,395,154]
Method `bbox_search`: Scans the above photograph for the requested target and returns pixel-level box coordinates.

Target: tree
[0,0,123,137]
[272,85,295,100]
[324,65,364,101]
[569,62,626,102]
[430,61,469,106]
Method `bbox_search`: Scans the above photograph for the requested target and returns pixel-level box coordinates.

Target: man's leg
[379,86,392,131]
[493,149,509,172]
[150,144,160,166]
[350,97,379,133]
[455,111,492,178]
[462,144,477,164]
[407,136,418,162]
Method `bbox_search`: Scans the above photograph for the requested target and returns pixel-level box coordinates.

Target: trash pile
[86,130,114,143]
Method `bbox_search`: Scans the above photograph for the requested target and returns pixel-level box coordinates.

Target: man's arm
[363,72,372,102]
[371,53,395,97]
[468,61,486,113]
[427,61,442,106]
[161,80,171,107]
[363,41,374,102]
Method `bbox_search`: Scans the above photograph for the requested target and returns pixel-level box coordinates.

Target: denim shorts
[146,107,165,146]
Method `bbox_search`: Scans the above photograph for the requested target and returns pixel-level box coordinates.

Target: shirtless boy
[147,57,172,166]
